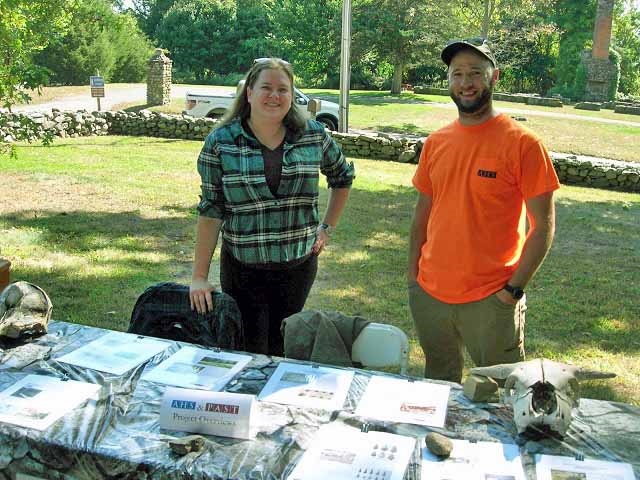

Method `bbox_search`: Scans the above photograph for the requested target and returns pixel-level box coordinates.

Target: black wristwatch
[318,223,332,236]
[504,284,524,300]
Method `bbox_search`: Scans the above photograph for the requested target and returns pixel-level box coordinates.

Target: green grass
[1,136,638,405]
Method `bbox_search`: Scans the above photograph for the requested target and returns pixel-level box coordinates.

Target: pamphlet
[160,387,255,439]
[257,361,354,411]
[355,376,450,428]
[422,439,526,480]
[0,374,101,431]
[535,454,636,480]
[143,346,252,390]
[56,330,169,375]
[287,423,416,480]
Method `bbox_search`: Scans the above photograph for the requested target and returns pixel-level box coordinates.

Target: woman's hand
[312,225,330,255]
[190,278,217,314]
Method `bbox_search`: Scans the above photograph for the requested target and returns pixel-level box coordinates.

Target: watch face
[513,288,524,300]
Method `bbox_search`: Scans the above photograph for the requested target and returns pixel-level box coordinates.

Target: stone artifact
[424,432,453,458]
[463,374,499,402]
[0,282,52,341]
[168,435,206,455]
[470,359,616,437]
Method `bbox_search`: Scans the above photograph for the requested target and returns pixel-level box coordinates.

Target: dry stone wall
[1,110,638,193]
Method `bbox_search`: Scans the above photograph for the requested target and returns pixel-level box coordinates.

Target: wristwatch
[504,284,525,300]
[318,223,332,236]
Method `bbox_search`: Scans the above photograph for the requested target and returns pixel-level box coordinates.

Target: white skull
[471,359,615,437]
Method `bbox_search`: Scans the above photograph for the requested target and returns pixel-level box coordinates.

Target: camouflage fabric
[281,310,370,367]
[128,282,244,351]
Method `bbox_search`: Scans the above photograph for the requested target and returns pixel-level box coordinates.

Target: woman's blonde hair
[217,58,307,134]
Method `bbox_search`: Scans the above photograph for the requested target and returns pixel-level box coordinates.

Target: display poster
[287,423,416,480]
[143,346,252,390]
[422,439,526,480]
[535,454,636,480]
[0,374,101,431]
[257,362,354,411]
[56,331,169,375]
[355,376,450,428]
[159,387,255,440]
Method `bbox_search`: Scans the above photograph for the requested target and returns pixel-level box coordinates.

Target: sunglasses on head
[253,57,291,66]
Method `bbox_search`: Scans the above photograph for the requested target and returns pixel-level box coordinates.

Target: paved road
[12,84,233,113]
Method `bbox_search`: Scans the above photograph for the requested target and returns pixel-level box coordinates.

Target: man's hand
[496,288,518,305]
[189,279,216,314]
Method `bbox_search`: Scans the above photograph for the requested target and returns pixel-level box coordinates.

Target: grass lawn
[1,136,639,405]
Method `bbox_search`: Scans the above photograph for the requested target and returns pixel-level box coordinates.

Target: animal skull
[470,359,615,437]
[0,282,52,341]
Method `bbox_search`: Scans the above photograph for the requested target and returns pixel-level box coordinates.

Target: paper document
[257,362,354,411]
[287,423,416,480]
[535,454,636,480]
[355,376,450,428]
[56,330,169,375]
[422,439,525,480]
[0,374,101,431]
[143,346,252,390]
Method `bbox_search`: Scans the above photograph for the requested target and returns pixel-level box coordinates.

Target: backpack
[128,282,244,351]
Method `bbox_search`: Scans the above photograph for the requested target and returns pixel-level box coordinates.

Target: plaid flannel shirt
[197,118,355,265]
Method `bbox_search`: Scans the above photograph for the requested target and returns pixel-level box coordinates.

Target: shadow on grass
[2,183,638,363]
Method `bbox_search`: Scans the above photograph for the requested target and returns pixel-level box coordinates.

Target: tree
[270,0,342,87]
[612,1,640,96]
[551,0,597,92]
[353,0,458,93]
[37,1,153,85]
[491,0,559,94]
[0,0,72,109]
[155,0,237,81]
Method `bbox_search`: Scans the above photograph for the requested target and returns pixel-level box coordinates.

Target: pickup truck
[183,84,340,131]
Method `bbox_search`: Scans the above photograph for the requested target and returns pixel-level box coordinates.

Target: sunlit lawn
[1,136,638,405]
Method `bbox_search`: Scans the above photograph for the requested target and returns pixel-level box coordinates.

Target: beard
[450,84,493,115]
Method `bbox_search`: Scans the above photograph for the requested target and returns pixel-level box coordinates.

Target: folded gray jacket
[281,310,370,367]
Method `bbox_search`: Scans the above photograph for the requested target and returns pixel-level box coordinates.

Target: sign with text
[89,76,105,98]
[160,387,255,439]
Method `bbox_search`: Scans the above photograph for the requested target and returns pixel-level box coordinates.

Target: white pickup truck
[183,84,340,131]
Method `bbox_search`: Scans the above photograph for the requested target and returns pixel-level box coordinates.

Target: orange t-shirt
[412,114,560,304]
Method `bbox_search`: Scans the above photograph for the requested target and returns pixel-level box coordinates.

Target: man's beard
[450,85,493,115]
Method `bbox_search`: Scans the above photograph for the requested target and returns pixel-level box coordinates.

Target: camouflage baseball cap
[441,38,497,68]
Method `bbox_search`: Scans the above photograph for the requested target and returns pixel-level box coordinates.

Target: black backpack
[128,282,244,351]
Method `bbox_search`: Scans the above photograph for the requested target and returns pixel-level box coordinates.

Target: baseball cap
[441,38,497,68]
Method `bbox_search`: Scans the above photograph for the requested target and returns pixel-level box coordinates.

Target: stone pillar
[147,49,172,106]
[582,0,616,102]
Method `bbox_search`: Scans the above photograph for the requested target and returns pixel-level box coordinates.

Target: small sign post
[89,75,105,111]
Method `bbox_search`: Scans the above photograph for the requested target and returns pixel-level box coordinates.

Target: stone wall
[1,110,639,193]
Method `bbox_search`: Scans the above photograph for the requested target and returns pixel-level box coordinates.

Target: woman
[189,58,354,356]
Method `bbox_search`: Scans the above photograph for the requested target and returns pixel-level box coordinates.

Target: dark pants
[220,248,318,356]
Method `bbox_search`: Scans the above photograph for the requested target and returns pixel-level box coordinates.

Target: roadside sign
[90,76,105,88]
[89,75,105,110]
[90,76,105,98]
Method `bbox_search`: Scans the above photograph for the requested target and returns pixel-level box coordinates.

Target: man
[408,39,560,384]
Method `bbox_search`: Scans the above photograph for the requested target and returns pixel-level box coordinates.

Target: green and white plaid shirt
[197,118,355,265]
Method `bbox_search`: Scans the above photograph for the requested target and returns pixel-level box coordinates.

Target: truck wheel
[317,116,337,131]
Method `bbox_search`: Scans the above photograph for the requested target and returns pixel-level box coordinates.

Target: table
[1,321,638,479]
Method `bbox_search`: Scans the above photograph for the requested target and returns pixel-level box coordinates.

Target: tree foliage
[612,3,640,96]
[37,0,153,85]
[353,0,457,93]
[155,0,237,82]
[0,0,73,109]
